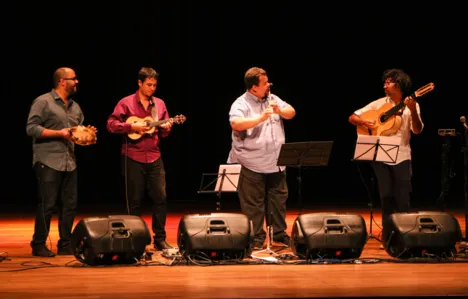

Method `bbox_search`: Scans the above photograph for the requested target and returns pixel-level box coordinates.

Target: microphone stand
[462,121,468,244]
[253,84,281,258]
[266,86,282,255]
[457,116,468,256]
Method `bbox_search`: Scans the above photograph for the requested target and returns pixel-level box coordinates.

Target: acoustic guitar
[356,82,435,136]
[126,114,186,140]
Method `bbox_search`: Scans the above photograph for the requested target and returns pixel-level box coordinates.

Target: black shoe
[57,246,74,255]
[274,234,291,247]
[154,240,173,251]
[31,243,56,257]
[252,241,264,250]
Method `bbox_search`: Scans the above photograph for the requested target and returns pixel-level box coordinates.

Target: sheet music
[214,164,241,191]
[354,135,401,163]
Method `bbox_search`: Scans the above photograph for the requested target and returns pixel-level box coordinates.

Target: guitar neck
[386,101,406,117]
[384,90,418,118]
[381,83,434,122]
[148,118,172,128]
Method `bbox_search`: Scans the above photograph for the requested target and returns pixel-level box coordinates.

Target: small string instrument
[126,114,186,140]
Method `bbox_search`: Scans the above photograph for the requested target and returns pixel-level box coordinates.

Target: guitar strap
[151,98,159,121]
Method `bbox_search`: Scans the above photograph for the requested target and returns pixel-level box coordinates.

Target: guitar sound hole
[380,115,387,123]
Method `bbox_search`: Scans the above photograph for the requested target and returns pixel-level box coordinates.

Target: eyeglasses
[63,77,78,81]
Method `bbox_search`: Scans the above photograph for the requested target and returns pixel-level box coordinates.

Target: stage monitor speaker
[382,211,462,258]
[291,213,367,259]
[177,213,253,260]
[71,215,151,265]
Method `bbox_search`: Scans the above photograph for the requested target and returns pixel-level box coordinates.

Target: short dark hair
[53,67,73,88]
[382,69,412,96]
[244,67,267,90]
[138,67,159,82]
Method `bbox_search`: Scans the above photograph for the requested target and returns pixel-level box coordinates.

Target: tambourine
[70,126,97,146]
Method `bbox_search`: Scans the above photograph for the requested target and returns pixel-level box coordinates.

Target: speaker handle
[324,224,347,234]
[324,218,347,234]
[418,223,440,233]
[110,221,131,238]
[206,219,230,234]
[418,218,440,233]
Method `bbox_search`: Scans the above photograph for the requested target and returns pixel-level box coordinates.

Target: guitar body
[126,116,156,140]
[357,103,402,136]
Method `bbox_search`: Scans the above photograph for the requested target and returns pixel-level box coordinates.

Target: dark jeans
[122,156,167,243]
[237,166,288,243]
[31,163,77,248]
[372,160,412,225]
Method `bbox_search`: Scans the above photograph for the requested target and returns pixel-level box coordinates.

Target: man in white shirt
[348,68,424,228]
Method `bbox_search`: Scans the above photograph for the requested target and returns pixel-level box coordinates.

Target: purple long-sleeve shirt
[107,92,170,163]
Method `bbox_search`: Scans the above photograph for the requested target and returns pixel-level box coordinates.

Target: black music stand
[277,141,333,215]
[352,135,401,244]
[198,164,241,211]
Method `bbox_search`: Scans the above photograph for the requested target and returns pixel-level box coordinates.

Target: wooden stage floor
[0,203,467,299]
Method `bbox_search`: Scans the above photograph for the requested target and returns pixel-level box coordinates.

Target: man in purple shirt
[107,67,173,250]
[228,67,296,250]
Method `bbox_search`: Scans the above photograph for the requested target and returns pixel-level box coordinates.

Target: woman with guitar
[348,69,425,239]
[107,67,174,251]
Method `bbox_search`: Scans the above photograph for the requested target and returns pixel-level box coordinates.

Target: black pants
[122,156,167,243]
[31,163,77,248]
[372,160,412,225]
[238,166,288,243]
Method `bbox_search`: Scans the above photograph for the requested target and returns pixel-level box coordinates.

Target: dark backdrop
[4,2,467,212]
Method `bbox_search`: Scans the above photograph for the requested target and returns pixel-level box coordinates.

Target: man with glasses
[26,67,96,257]
[348,69,424,239]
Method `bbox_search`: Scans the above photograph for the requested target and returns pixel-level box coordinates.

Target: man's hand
[131,123,149,134]
[260,106,273,122]
[268,99,281,114]
[59,128,72,140]
[361,119,376,129]
[404,96,417,112]
[160,119,173,130]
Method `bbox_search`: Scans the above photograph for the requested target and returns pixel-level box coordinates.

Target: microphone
[461,116,468,129]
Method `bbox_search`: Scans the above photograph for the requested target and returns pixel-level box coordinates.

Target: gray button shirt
[228,91,290,173]
[26,89,84,171]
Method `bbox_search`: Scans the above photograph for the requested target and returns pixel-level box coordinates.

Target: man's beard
[68,86,77,96]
